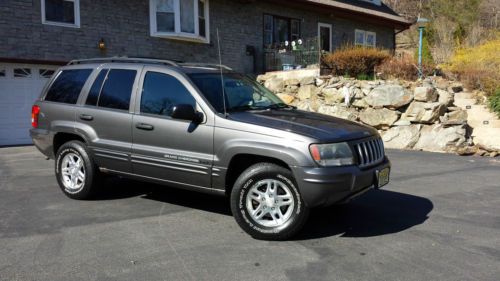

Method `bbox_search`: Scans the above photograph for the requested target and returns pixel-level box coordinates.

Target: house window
[41,0,80,28]
[150,0,210,43]
[0,68,5,77]
[355,29,376,47]
[14,68,32,78]
[263,14,301,48]
[39,69,56,79]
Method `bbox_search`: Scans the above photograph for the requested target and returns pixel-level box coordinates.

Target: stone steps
[465,105,500,129]
[453,98,477,110]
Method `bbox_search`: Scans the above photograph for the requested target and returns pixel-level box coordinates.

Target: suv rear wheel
[230,163,309,240]
[55,140,101,200]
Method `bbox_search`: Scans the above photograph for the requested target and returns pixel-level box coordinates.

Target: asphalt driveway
[0,146,499,281]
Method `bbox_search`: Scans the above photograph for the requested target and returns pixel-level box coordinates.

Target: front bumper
[292,157,391,207]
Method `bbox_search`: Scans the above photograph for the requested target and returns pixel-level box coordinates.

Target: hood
[227,109,378,142]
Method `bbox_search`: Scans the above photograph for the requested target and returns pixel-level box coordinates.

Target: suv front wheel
[230,163,309,240]
[55,140,100,200]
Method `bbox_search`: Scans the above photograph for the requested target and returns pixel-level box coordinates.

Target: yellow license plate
[376,168,390,188]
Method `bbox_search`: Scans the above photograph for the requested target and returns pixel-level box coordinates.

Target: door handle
[135,123,154,131]
[79,114,93,121]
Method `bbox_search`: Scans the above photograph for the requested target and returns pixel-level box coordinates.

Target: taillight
[31,105,40,128]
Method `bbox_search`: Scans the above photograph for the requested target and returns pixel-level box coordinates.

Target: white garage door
[0,63,58,146]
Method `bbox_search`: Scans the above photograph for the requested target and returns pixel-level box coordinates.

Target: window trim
[149,0,210,44]
[41,0,81,28]
[318,22,333,52]
[355,29,376,48]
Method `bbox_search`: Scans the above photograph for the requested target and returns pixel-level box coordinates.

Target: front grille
[353,138,385,168]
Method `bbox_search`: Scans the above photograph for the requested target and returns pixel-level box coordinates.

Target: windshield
[188,73,286,113]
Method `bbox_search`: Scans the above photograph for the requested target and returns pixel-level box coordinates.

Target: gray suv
[30,57,390,240]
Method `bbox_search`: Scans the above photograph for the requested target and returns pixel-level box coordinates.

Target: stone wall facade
[0,0,396,73]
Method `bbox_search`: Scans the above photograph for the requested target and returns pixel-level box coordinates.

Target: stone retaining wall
[258,74,500,157]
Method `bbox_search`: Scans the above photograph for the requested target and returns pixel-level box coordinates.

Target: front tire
[55,140,101,200]
[230,163,309,240]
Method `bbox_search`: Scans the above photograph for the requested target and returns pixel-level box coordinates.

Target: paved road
[0,146,499,281]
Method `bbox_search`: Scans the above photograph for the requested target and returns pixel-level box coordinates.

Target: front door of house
[318,23,333,52]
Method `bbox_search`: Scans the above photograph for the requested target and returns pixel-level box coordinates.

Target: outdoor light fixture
[417,17,429,79]
[98,38,106,50]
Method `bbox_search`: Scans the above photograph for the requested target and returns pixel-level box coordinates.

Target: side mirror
[171,104,203,123]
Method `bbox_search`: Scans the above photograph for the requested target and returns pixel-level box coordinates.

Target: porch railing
[264,37,320,72]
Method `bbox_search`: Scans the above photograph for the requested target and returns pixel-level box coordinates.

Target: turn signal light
[31,105,40,128]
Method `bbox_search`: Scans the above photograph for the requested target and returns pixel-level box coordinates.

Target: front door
[318,23,333,52]
[131,67,214,189]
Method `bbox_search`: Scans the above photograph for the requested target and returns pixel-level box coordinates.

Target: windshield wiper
[264,103,296,110]
[227,105,261,112]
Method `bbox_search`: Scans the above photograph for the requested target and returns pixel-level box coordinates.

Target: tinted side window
[45,69,93,104]
[141,72,196,116]
[98,69,136,111]
[86,69,108,106]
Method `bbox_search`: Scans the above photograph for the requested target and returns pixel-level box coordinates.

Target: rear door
[76,65,140,173]
[131,67,214,189]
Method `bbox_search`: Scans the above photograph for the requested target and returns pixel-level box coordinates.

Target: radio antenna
[216,28,228,117]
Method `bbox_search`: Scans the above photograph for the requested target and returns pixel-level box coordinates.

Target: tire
[230,163,309,240]
[55,140,101,200]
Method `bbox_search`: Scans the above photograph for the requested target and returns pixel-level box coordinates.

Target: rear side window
[86,69,108,106]
[45,69,92,104]
[97,69,136,111]
[140,71,196,116]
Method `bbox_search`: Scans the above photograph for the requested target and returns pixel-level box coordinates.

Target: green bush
[489,88,500,117]
[323,46,390,78]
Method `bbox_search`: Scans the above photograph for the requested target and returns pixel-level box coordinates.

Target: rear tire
[230,163,309,240]
[55,140,101,200]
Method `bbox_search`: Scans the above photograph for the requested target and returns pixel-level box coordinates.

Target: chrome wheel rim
[61,153,85,193]
[246,179,295,228]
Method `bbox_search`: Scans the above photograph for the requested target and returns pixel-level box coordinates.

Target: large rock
[321,87,344,104]
[296,99,321,112]
[382,125,421,149]
[441,110,468,125]
[257,74,275,83]
[297,85,319,101]
[284,78,300,87]
[299,76,316,86]
[317,105,358,121]
[472,127,500,152]
[414,86,438,102]
[352,98,369,109]
[414,124,467,152]
[449,82,464,93]
[359,108,400,129]
[365,85,413,109]
[437,89,454,106]
[277,93,295,105]
[264,77,284,93]
[401,102,447,124]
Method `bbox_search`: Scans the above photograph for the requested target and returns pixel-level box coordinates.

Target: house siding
[0,0,396,74]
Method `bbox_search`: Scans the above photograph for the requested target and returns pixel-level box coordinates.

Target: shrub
[489,88,500,117]
[377,56,435,80]
[442,39,500,95]
[322,46,390,77]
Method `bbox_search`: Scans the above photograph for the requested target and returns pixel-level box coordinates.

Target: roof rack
[180,63,233,71]
[67,57,180,67]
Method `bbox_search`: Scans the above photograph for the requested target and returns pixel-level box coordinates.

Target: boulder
[352,87,365,99]
[322,87,344,105]
[414,86,438,102]
[414,124,467,152]
[393,120,412,126]
[317,105,358,121]
[299,76,315,86]
[296,99,321,112]
[365,85,413,109]
[352,98,369,109]
[401,102,447,124]
[297,85,319,101]
[441,110,468,125]
[284,78,300,87]
[257,73,275,83]
[315,78,325,87]
[437,89,454,106]
[359,108,400,129]
[277,93,295,105]
[472,127,500,152]
[382,125,421,149]
[264,77,284,93]
[284,85,299,94]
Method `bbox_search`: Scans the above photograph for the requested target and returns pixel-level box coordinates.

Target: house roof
[301,0,412,28]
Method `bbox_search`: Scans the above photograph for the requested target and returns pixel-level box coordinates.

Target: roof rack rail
[180,63,233,71]
[67,57,180,67]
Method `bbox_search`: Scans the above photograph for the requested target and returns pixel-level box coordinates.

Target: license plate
[376,168,390,188]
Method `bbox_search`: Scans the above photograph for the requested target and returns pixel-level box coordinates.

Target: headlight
[309,142,354,166]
